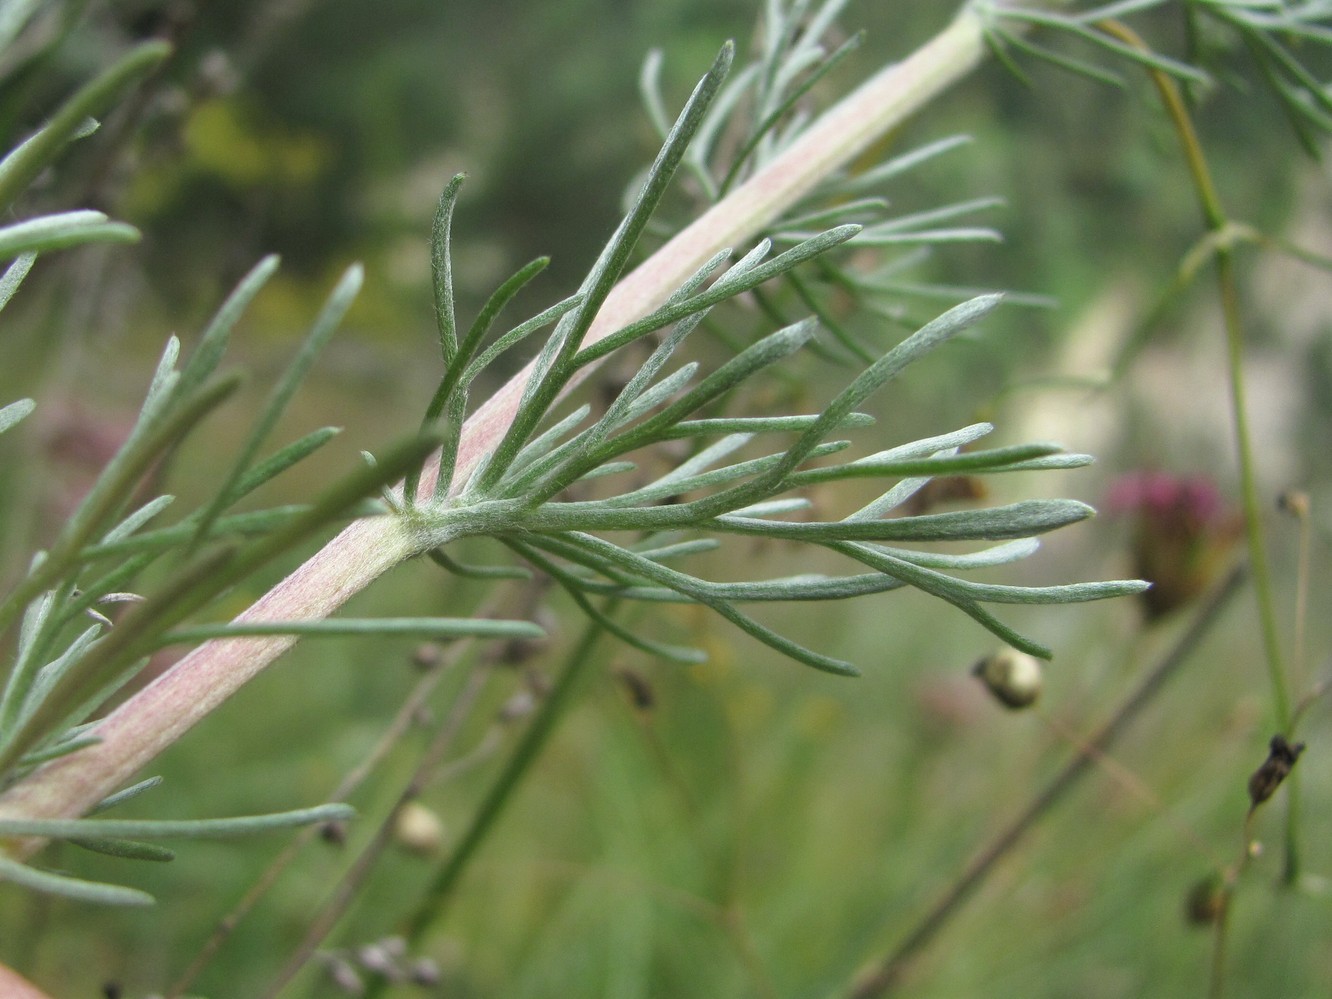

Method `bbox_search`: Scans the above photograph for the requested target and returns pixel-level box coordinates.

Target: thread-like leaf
[0,398,34,434]
[162,617,543,646]
[0,854,154,906]
[0,211,138,257]
[481,42,736,489]
[0,40,170,213]
[0,802,354,840]
[192,265,363,544]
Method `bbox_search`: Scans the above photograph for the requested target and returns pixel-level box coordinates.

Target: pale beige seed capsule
[394,801,445,855]
[972,648,1043,710]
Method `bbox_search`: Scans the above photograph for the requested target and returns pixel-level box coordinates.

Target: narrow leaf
[0,211,139,257]
[0,854,154,906]
[431,173,466,364]
[0,40,171,213]
[162,617,544,645]
[0,398,34,434]
[0,803,356,840]
[192,264,363,544]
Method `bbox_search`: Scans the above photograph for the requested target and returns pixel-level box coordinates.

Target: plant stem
[843,566,1245,998]
[1095,18,1295,879]
[0,3,1003,841]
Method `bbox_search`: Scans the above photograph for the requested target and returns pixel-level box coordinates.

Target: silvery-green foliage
[981,0,1332,152]
[0,31,538,904]
[21,0,1325,908]
[396,38,1145,677]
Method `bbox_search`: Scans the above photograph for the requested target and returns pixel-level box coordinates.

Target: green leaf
[481,41,736,490]
[508,540,707,663]
[227,427,342,502]
[0,803,355,840]
[814,134,973,200]
[191,264,363,545]
[68,837,175,862]
[709,498,1096,543]
[572,225,860,368]
[0,40,171,213]
[0,210,139,257]
[0,853,154,906]
[92,776,164,814]
[0,252,35,311]
[748,296,1001,493]
[177,255,280,398]
[0,397,34,434]
[593,319,819,463]
[162,617,543,646]
[417,255,552,502]
[430,172,466,365]
[719,29,865,194]
[540,532,859,675]
[427,548,531,580]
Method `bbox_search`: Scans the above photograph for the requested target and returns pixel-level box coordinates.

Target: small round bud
[1277,489,1310,519]
[1184,873,1227,926]
[319,819,348,847]
[972,648,1043,710]
[394,802,446,856]
[411,643,443,670]
[326,955,365,995]
[498,688,537,723]
[379,937,407,959]
[409,957,442,986]
[357,942,397,976]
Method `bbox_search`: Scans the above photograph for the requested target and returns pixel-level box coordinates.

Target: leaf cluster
[0,1,1152,909]
[402,38,1145,675]
[637,0,1022,361]
[0,33,537,905]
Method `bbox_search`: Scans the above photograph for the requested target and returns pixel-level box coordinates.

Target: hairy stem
[0,4,997,845]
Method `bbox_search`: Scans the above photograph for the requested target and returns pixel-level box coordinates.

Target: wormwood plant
[0,1,1143,880]
[0,0,1328,994]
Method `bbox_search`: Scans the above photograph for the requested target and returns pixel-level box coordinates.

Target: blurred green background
[1,1,1330,997]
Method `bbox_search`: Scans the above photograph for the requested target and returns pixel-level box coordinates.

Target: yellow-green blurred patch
[184,99,329,192]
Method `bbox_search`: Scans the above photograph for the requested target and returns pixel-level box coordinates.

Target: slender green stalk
[1095,19,1295,882]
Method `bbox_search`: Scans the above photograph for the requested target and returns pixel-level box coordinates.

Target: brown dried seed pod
[1184,872,1228,926]
[1276,489,1310,519]
[1247,734,1305,809]
[411,642,443,670]
[615,666,656,711]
